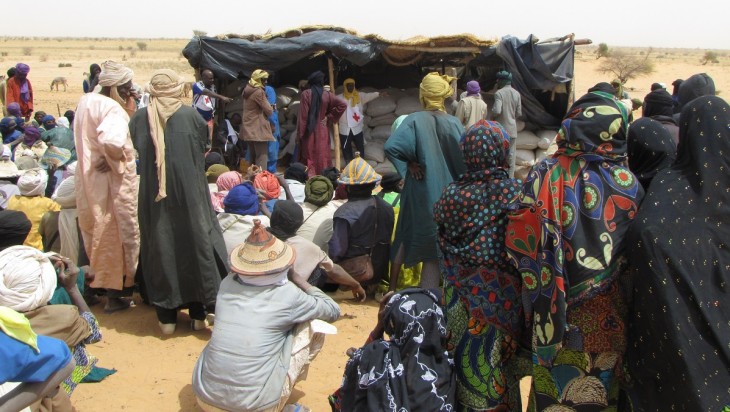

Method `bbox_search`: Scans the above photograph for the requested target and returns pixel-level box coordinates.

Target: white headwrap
[17,168,48,197]
[98,60,134,87]
[56,117,70,128]
[52,176,76,208]
[1,145,11,160]
[0,246,57,312]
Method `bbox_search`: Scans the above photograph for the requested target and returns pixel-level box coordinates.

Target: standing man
[0,67,15,116]
[130,69,228,334]
[73,60,140,313]
[384,72,466,291]
[193,68,232,144]
[455,80,488,129]
[297,71,347,177]
[337,78,383,163]
[6,63,33,122]
[265,82,280,173]
[491,71,522,177]
[241,69,274,170]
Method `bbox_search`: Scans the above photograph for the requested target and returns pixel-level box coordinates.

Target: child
[6,168,60,250]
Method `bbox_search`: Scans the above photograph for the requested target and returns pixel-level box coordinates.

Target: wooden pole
[328,56,341,170]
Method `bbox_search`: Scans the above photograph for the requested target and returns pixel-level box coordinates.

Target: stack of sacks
[512,127,559,180]
[275,86,302,159]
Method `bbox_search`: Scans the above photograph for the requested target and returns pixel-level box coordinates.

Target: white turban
[52,176,76,208]
[1,145,11,160]
[0,246,57,312]
[17,168,48,197]
[98,60,134,87]
[56,117,70,128]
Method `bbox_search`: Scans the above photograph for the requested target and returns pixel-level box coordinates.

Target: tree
[597,49,655,84]
[193,29,207,37]
[596,43,610,59]
[136,41,147,51]
[701,51,719,65]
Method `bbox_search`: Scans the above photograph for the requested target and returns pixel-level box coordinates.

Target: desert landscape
[1,37,728,412]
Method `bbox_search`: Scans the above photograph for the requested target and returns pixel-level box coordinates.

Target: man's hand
[50,255,80,291]
[221,96,233,104]
[95,158,111,173]
[407,161,424,180]
[351,284,366,302]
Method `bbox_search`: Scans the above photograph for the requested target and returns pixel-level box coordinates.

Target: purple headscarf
[22,127,40,146]
[14,63,31,103]
[466,80,481,96]
[7,103,21,118]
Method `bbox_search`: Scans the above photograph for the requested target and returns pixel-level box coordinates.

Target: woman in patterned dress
[505,84,644,410]
[434,120,528,411]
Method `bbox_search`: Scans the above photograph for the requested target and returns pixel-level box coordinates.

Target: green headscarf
[304,175,334,206]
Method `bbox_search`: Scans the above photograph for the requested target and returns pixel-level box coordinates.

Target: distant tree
[136,41,147,51]
[22,46,32,56]
[701,51,719,65]
[597,49,655,84]
[193,29,207,37]
[596,43,610,59]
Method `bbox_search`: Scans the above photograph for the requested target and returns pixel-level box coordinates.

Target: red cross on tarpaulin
[351,112,361,122]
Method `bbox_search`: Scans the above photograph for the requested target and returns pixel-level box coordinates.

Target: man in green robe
[129,69,228,335]
[384,72,466,291]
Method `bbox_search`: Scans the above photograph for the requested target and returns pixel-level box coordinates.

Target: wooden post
[328,56,341,170]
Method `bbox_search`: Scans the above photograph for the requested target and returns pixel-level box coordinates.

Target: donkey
[50,77,68,91]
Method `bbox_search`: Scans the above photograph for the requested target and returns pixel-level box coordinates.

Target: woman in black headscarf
[642,88,679,143]
[626,95,730,411]
[627,117,676,190]
[330,288,455,411]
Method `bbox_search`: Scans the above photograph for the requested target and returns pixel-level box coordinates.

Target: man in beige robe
[73,60,140,312]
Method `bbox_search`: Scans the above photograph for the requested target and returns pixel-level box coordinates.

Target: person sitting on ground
[31,111,45,129]
[0,209,30,250]
[329,154,394,296]
[7,102,25,130]
[218,181,271,257]
[281,162,308,204]
[269,199,365,300]
[0,246,113,397]
[6,169,60,250]
[253,169,283,212]
[1,117,22,144]
[0,306,75,412]
[193,220,340,412]
[63,110,74,128]
[41,117,76,161]
[0,146,21,209]
[40,115,55,132]
[297,175,340,253]
[329,288,455,411]
[12,127,47,165]
[205,163,229,194]
[210,170,242,214]
[323,166,347,202]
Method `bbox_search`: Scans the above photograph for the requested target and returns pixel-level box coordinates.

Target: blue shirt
[264,86,280,139]
[0,332,71,384]
[2,129,21,144]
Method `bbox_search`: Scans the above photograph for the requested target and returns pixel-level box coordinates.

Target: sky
[2,0,728,50]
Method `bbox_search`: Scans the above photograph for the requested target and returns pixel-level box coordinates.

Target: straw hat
[230,219,295,276]
[338,152,381,185]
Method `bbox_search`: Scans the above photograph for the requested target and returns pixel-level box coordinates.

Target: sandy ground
[2,38,728,411]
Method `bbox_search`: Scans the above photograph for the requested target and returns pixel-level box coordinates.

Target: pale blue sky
[3,0,727,49]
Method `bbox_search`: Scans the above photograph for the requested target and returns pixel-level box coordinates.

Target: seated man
[297,176,340,253]
[193,220,340,412]
[218,181,270,257]
[269,199,365,301]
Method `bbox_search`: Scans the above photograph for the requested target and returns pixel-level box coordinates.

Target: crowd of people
[0,56,727,412]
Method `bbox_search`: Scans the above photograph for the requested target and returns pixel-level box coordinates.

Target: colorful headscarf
[419,72,455,111]
[248,69,268,88]
[627,117,676,190]
[339,153,381,185]
[146,69,185,201]
[224,182,259,216]
[342,78,360,106]
[304,175,333,206]
[505,90,644,364]
[253,171,281,200]
[14,63,30,76]
[206,164,229,184]
[210,171,242,213]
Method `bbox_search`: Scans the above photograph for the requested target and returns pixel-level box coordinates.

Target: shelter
[182,26,586,130]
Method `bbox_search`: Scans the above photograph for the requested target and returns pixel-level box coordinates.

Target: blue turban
[224,182,259,216]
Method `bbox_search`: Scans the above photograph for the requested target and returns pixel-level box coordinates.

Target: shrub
[137,42,147,51]
[22,46,32,56]
[39,54,48,62]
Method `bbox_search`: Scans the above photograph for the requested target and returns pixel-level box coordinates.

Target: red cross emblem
[352,112,361,122]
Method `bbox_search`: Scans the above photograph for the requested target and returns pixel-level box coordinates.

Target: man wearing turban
[129,69,228,334]
[73,60,140,313]
[296,175,339,253]
[491,70,522,177]
[384,72,466,292]
[242,69,274,169]
[336,78,384,163]
[5,63,33,121]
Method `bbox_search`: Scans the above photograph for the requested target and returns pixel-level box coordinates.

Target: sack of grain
[371,125,392,141]
[364,140,386,163]
[366,95,397,117]
[363,127,372,141]
[514,165,531,181]
[286,101,300,122]
[374,159,397,175]
[516,130,540,150]
[536,129,558,149]
[395,95,422,116]
[515,149,536,166]
[276,86,299,99]
[369,113,398,128]
[516,120,526,133]
[535,149,548,164]
[276,94,291,109]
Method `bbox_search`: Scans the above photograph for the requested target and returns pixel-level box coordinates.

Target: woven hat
[338,152,381,185]
[230,219,295,276]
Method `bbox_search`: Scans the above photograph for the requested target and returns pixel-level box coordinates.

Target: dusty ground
[1,38,728,411]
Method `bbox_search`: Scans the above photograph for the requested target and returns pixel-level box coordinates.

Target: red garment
[6,77,33,119]
[297,89,346,177]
